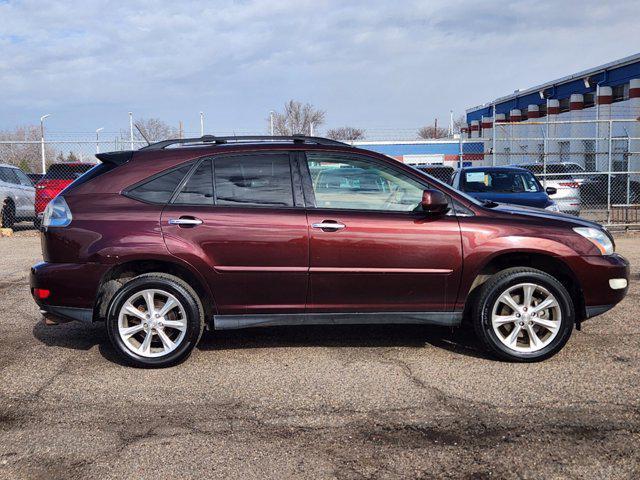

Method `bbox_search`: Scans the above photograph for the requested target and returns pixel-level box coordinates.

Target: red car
[34,163,94,227]
[30,136,629,367]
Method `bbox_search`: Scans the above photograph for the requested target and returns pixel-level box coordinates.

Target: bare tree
[417,124,448,139]
[132,117,178,142]
[453,114,467,133]
[0,125,55,173]
[272,100,325,136]
[326,126,366,141]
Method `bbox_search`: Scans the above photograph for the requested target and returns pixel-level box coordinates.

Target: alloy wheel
[117,289,188,358]
[491,282,562,353]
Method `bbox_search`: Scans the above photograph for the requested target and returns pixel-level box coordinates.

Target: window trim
[300,151,454,216]
[169,158,214,206]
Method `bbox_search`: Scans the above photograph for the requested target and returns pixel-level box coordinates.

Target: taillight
[559,182,579,188]
[42,196,73,228]
[33,288,51,299]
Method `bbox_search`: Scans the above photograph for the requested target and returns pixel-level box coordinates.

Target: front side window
[174,160,213,205]
[15,170,33,186]
[214,154,294,207]
[306,153,425,212]
[127,163,193,204]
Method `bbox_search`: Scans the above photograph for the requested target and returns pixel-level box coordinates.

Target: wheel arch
[462,250,585,323]
[94,257,216,322]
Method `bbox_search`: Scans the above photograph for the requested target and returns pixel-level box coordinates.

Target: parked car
[27,173,44,184]
[451,166,559,211]
[0,163,36,228]
[31,135,629,367]
[35,163,94,227]
[519,163,581,215]
[580,174,640,207]
[410,164,454,184]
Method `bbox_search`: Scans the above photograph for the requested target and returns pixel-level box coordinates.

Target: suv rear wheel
[106,273,204,368]
[472,267,574,362]
[1,199,15,229]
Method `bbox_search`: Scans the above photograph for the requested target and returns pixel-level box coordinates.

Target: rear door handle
[168,217,203,227]
[311,221,345,231]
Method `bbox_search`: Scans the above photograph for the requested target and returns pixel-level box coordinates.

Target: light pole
[95,127,104,154]
[310,122,314,137]
[128,112,134,150]
[40,114,51,174]
[269,110,275,136]
[200,112,204,136]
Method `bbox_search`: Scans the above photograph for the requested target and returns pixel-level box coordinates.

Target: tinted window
[44,164,93,180]
[128,164,193,204]
[306,153,425,212]
[462,170,540,193]
[15,169,33,186]
[0,167,20,185]
[174,160,213,205]
[214,154,294,207]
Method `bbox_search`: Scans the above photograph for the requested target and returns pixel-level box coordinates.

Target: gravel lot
[0,231,638,479]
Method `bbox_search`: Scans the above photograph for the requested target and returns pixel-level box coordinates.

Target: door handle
[312,221,346,231]
[168,217,203,227]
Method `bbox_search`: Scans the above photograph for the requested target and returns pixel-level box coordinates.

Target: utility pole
[95,127,104,154]
[200,112,204,136]
[449,110,454,136]
[310,122,314,137]
[179,121,184,139]
[128,112,134,150]
[269,110,275,135]
[40,114,51,174]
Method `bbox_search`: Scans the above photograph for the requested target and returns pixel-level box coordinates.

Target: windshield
[462,170,541,193]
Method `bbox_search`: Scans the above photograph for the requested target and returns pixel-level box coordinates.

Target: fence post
[607,120,613,224]
[492,104,496,166]
[458,134,463,169]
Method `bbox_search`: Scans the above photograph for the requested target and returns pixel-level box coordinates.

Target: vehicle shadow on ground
[33,320,492,365]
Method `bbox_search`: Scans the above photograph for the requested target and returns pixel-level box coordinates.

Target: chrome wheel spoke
[506,324,522,347]
[532,296,558,314]
[121,323,144,338]
[531,317,559,332]
[157,297,178,318]
[157,329,175,351]
[499,293,521,313]
[123,302,147,321]
[143,290,156,315]
[138,331,153,355]
[162,319,186,331]
[493,315,519,326]
[522,284,535,308]
[525,324,541,348]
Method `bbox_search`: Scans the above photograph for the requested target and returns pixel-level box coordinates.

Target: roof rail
[138,135,350,151]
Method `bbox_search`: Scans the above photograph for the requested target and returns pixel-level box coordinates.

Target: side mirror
[421,189,450,215]
[546,186,557,195]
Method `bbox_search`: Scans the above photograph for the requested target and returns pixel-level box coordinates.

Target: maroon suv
[30,135,629,367]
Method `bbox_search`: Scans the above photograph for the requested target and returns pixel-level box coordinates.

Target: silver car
[520,163,581,215]
[0,164,36,228]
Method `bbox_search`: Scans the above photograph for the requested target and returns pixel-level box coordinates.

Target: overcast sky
[0,0,637,136]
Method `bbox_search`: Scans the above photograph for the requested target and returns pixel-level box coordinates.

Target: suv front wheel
[472,267,574,362]
[106,273,204,368]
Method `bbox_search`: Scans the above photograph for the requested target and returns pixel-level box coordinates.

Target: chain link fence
[491,119,640,226]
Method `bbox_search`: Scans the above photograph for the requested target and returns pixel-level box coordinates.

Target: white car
[520,163,581,215]
[0,163,36,228]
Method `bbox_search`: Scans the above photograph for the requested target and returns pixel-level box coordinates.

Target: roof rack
[138,135,350,151]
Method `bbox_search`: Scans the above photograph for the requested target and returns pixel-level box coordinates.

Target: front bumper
[571,253,630,320]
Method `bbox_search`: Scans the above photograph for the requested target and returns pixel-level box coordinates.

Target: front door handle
[168,216,203,227]
[311,220,346,231]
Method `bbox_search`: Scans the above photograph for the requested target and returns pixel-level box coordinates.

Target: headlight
[573,227,614,255]
[545,203,560,212]
[43,196,73,228]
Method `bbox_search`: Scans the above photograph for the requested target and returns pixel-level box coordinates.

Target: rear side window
[0,167,20,185]
[214,154,294,207]
[127,164,193,204]
[174,160,213,205]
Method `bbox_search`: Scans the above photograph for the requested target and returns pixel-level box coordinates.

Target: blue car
[452,166,560,211]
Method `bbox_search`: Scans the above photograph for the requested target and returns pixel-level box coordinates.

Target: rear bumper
[30,261,109,320]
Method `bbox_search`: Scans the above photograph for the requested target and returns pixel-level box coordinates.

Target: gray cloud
[0,0,636,134]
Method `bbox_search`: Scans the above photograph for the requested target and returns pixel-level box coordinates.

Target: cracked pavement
[0,232,639,479]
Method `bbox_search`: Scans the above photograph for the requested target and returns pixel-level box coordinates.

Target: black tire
[1,199,15,229]
[106,273,205,368]
[34,217,41,230]
[472,267,574,362]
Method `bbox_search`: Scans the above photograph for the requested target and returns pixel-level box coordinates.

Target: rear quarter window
[126,163,194,204]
